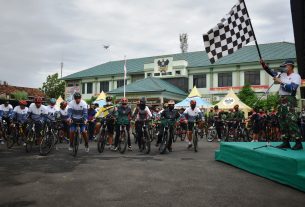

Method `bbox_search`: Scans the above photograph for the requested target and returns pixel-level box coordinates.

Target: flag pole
[242,0,262,59]
[123,56,127,98]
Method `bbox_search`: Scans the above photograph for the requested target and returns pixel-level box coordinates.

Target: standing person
[87,103,96,141]
[114,97,132,151]
[67,92,89,152]
[261,59,302,150]
[213,105,224,142]
[183,100,203,149]
[0,101,13,143]
[133,97,152,151]
[299,108,305,140]
[59,101,69,142]
[250,108,260,142]
[156,100,180,152]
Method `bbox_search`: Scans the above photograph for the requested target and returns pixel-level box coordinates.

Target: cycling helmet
[19,100,27,106]
[190,100,196,106]
[168,100,175,105]
[73,92,81,99]
[106,96,112,102]
[121,97,128,104]
[34,96,43,103]
[60,101,67,108]
[50,98,56,104]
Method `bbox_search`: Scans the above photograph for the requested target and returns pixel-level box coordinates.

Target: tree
[238,84,257,108]
[11,91,28,100]
[85,96,97,105]
[41,73,65,99]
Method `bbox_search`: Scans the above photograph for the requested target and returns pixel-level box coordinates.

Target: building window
[175,70,181,75]
[154,73,160,77]
[100,81,109,92]
[244,71,260,85]
[117,79,127,88]
[166,72,172,76]
[67,83,74,87]
[87,82,93,94]
[218,73,232,87]
[147,73,152,77]
[193,74,206,88]
[82,83,85,94]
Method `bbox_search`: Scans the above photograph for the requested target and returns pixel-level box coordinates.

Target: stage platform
[215,142,305,192]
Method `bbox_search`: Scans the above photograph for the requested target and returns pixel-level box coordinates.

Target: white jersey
[59,108,69,120]
[183,107,202,122]
[28,103,48,122]
[46,105,59,116]
[0,104,13,117]
[279,72,301,95]
[13,106,28,123]
[68,100,88,120]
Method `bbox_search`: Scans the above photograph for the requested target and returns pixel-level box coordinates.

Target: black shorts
[188,122,195,131]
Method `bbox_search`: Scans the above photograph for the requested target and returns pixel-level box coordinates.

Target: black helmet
[139,97,146,105]
[106,96,112,102]
[73,92,81,99]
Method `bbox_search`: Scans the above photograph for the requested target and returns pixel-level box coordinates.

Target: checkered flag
[203,0,255,64]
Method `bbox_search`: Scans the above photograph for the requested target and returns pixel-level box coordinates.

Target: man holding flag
[203,0,303,150]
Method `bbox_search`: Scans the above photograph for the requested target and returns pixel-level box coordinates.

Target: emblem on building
[157,59,170,72]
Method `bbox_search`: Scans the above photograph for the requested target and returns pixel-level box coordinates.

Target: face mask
[139,104,145,110]
[280,66,288,73]
[107,102,112,105]
[169,105,174,110]
[191,105,195,109]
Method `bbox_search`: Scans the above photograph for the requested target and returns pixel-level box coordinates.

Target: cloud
[0,0,294,88]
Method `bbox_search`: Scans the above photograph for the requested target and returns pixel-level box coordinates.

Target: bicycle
[192,121,200,152]
[0,120,9,144]
[6,121,26,149]
[118,124,128,154]
[140,120,151,154]
[71,120,84,157]
[39,120,58,156]
[207,122,217,142]
[174,121,187,142]
[97,119,107,153]
[24,121,39,153]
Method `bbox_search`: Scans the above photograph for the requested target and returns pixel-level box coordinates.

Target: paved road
[0,138,305,207]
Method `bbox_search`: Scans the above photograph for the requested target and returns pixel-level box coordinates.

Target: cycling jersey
[115,105,132,125]
[95,105,115,119]
[59,108,69,121]
[27,103,48,122]
[0,104,13,119]
[12,106,28,123]
[134,106,152,121]
[46,105,59,121]
[183,107,203,123]
[68,100,88,121]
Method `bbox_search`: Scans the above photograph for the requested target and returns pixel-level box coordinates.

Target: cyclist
[0,101,13,142]
[27,97,48,144]
[184,100,203,149]
[88,103,97,141]
[94,96,116,149]
[156,100,180,152]
[67,92,89,152]
[114,97,132,151]
[59,101,69,142]
[213,105,224,142]
[133,97,152,151]
[11,100,28,145]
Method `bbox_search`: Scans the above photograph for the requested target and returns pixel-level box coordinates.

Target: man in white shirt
[261,59,302,150]
[0,101,13,144]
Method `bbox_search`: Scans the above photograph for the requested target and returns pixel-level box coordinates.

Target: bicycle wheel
[118,128,127,154]
[143,130,151,154]
[193,131,198,152]
[6,130,16,149]
[25,131,34,153]
[207,128,217,142]
[159,131,168,154]
[72,133,79,157]
[39,133,54,156]
[97,130,106,153]
[172,127,178,143]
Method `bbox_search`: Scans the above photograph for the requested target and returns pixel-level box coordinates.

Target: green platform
[215,142,305,192]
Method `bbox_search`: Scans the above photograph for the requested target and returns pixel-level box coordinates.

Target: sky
[0,0,294,88]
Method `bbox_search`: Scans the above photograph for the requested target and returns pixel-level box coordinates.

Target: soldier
[260,59,302,150]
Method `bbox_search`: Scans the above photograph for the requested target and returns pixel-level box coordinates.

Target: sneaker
[85,146,90,153]
[68,146,73,151]
[251,140,255,142]
[217,139,221,142]
[113,147,118,151]
[0,140,4,145]
[187,144,192,149]
[128,146,132,151]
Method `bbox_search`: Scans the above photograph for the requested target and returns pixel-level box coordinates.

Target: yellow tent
[56,96,64,108]
[188,86,202,98]
[96,91,106,101]
[214,88,252,116]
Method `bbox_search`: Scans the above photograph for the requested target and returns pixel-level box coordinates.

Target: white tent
[175,86,212,109]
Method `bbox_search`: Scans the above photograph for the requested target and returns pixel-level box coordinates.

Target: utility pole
[60,62,64,78]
